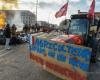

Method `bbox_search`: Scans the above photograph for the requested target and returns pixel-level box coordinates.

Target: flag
[55,2,68,18]
[87,0,95,19]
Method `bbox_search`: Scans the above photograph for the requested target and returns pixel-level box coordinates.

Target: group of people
[3,24,17,50]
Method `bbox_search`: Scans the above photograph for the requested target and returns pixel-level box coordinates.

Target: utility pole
[36,0,38,32]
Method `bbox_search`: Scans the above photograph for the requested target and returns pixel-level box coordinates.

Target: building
[21,11,36,26]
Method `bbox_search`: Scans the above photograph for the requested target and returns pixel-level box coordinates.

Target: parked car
[18,33,28,42]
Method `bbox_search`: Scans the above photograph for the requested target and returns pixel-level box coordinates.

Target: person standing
[23,24,28,34]
[96,20,100,61]
[11,24,17,44]
[4,24,11,50]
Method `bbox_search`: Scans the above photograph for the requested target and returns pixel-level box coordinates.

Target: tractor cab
[68,14,99,45]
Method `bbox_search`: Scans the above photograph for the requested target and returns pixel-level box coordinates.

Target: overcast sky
[13,0,100,25]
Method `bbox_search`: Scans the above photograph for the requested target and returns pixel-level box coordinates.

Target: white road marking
[0,50,14,58]
[0,49,6,54]
[0,44,26,58]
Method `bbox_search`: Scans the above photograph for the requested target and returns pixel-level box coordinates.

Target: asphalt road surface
[0,44,61,80]
[0,44,100,80]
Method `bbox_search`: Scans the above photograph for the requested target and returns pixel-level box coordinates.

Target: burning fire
[0,12,6,29]
[0,0,18,29]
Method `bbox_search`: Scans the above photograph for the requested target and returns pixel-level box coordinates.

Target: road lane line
[0,50,14,58]
[0,44,27,57]
[0,49,6,54]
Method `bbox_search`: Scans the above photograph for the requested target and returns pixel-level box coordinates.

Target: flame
[0,0,18,29]
[0,12,6,29]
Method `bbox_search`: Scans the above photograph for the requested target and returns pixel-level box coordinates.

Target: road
[0,44,100,80]
[0,44,61,80]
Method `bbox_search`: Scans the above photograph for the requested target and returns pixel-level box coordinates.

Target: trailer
[29,32,92,80]
[29,14,99,80]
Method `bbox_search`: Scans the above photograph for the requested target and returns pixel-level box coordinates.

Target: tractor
[67,14,99,63]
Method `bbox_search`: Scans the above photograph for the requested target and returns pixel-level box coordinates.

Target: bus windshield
[68,19,89,35]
